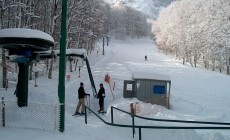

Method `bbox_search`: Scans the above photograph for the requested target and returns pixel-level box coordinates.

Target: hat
[100,83,103,86]
[80,82,84,86]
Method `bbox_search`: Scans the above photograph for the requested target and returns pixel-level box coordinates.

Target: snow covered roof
[0,28,54,43]
[55,48,87,57]
[132,71,171,81]
[0,28,54,51]
[38,48,87,58]
[66,48,87,56]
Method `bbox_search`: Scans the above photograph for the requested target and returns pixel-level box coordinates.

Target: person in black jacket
[145,55,148,61]
[97,83,105,112]
[74,82,88,115]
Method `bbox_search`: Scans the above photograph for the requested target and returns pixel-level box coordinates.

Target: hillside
[104,0,175,19]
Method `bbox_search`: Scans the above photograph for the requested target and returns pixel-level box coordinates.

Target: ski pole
[102,97,105,115]
[89,94,91,114]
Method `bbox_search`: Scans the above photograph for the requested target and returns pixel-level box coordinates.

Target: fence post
[85,107,87,124]
[2,96,5,127]
[139,128,142,140]
[132,114,135,138]
[111,106,114,124]
[130,103,135,137]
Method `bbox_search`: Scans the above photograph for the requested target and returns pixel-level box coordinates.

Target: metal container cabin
[123,71,171,109]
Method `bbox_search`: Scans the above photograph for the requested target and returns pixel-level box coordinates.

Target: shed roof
[132,71,171,81]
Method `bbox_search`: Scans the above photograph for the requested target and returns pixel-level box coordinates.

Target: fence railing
[84,106,230,140]
[0,97,59,132]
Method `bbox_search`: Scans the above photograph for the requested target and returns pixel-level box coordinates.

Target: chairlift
[0,28,54,107]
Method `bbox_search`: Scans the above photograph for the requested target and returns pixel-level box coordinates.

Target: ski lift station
[123,71,171,109]
[0,28,54,107]
[0,28,98,108]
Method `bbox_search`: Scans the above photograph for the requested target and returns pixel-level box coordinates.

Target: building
[123,71,171,109]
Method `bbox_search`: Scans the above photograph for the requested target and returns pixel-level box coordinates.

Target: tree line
[153,0,230,74]
[0,0,151,88]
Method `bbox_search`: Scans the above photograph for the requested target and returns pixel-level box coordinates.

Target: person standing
[145,55,148,61]
[97,83,105,112]
[74,82,87,115]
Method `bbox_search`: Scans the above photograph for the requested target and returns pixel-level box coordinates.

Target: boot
[98,107,103,112]
[74,111,80,115]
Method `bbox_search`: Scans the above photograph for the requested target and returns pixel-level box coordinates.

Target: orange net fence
[104,74,116,99]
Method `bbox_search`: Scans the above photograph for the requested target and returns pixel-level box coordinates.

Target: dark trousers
[99,98,104,108]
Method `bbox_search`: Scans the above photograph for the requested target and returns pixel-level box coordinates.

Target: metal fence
[0,97,60,132]
[84,106,230,140]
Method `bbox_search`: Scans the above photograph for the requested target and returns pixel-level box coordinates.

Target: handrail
[111,106,230,126]
[84,106,230,140]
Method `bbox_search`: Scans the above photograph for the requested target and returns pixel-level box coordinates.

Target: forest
[153,0,230,74]
[0,0,151,88]
[2,0,230,88]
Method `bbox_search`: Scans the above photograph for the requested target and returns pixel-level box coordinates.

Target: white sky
[1,38,230,140]
[104,0,162,18]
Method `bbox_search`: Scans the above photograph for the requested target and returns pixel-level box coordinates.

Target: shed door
[123,80,135,98]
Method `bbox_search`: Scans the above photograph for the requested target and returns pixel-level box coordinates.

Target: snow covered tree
[109,3,150,40]
[0,0,38,86]
[153,0,230,72]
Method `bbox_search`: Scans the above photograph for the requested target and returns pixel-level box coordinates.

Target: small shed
[123,71,171,109]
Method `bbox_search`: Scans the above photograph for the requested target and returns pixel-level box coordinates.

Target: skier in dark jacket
[74,82,89,115]
[97,83,105,112]
[145,55,148,61]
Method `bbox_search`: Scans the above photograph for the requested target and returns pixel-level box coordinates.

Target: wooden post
[2,96,5,127]
[102,37,105,55]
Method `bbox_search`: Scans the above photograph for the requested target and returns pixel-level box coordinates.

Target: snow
[132,71,171,81]
[37,48,87,58]
[55,48,87,57]
[33,65,45,72]
[7,55,25,61]
[0,28,54,43]
[1,38,230,140]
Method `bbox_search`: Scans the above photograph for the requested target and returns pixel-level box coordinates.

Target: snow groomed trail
[66,38,230,139]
